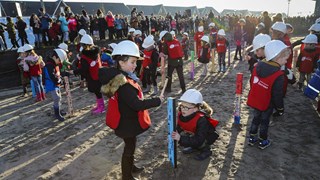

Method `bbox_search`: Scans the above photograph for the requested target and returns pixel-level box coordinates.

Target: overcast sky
[16,0,316,16]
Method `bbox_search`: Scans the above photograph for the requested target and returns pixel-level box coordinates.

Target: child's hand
[159,94,165,103]
[171,131,180,141]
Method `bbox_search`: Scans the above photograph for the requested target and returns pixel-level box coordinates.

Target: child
[134,30,143,76]
[99,40,164,180]
[23,44,46,102]
[181,32,189,60]
[74,34,104,114]
[197,35,211,76]
[43,49,67,121]
[127,28,135,41]
[214,29,229,72]
[247,40,290,149]
[141,35,159,95]
[58,43,73,85]
[296,34,319,90]
[172,89,219,161]
[101,43,116,67]
[16,47,30,97]
[246,34,271,73]
[194,26,204,57]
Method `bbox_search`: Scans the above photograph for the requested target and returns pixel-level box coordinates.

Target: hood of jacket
[99,67,127,98]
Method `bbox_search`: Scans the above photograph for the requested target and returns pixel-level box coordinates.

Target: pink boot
[92,98,105,114]
[91,98,99,112]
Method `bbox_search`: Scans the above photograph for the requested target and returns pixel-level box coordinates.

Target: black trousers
[166,64,186,92]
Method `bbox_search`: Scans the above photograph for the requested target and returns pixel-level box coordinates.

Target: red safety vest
[81,55,102,80]
[216,38,227,53]
[299,49,318,73]
[247,67,284,111]
[283,36,293,69]
[166,39,183,59]
[29,63,42,76]
[106,78,151,130]
[142,49,153,68]
[177,112,219,134]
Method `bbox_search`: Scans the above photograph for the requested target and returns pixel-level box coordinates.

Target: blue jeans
[31,75,45,94]
[249,107,273,140]
[34,33,42,43]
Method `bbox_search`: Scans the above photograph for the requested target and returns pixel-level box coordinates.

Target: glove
[273,109,284,117]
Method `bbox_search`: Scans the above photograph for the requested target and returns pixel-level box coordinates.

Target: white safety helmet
[170,30,175,35]
[217,29,226,36]
[17,46,25,53]
[309,23,320,32]
[271,22,287,34]
[133,30,142,36]
[200,35,210,44]
[251,34,271,52]
[302,34,318,44]
[183,32,188,36]
[23,44,33,51]
[54,48,67,61]
[209,22,215,27]
[198,26,204,32]
[315,17,320,24]
[80,34,94,45]
[142,35,155,48]
[111,40,140,58]
[78,29,86,36]
[58,42,69,52]
[159,30,168,40]
[128,28,135,33]
[109,43,117,50]
[265,40,289,61]
[258,22,265,28]
[239,18,246,24]
[179,89,203,104]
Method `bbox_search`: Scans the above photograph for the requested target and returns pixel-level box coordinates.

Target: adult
[97,9,107,40]
[261,11,272,35]
[38,8,52,46]
[30,13,42,48]
[106,11,115,41]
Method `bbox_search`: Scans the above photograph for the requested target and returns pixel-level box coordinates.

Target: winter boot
[54,106,65,121]
[151,85,158,96]
[41,92,46,100]
[143,85,151,93]
[222,66,226,73]
[121,155,139,180]
[92,98,105,114]
[36,93,43,102]
[91,97,99,112]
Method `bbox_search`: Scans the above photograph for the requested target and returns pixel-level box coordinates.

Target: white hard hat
[251,34,271,52]
[142,35,155,48]
[309,23,320,32]
[265,40,289,61]
[201,35,210,44]
[271,22,287,34]
[179,89,203,104]
[217,29,226,36]
[159,30,168,40]
[315,17,320,24]
[80,34,94,45]
[17,46,25,53]
[198,26,204,32]
[133,30,142,36]
[258,22,265,28]
[183,32,188,36]
[23,44,33,51]
[302,34,318,44]
[54,48,67,61]
[78,29,86,36]
[111,40,140,58]
[109,43,117,50]
[170,30,175,35]
[58,42,69,52]
[129,28,135,33]
[209,22,215,27]
[239,18,246,24]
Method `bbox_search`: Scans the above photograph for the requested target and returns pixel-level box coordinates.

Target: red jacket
[247,67,284,111]
[177,111,218,134]
[142,49,153,68]
[106,78,151,130]
[166,39,184,59]
[106,15,115,27]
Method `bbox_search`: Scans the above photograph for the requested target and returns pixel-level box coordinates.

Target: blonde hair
[199,101,213,116]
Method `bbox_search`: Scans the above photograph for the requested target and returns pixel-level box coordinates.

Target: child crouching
[172,89,219,161]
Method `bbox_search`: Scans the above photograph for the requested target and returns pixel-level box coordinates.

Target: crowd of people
[7,5,320,180]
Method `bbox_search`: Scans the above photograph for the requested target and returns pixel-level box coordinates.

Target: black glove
[273,109,284,117]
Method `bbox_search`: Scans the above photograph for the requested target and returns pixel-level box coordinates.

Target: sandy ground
[1,44,320,180]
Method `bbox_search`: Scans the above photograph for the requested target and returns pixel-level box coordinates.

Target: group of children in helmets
[245,19,320,149]
[15,16,320,180]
